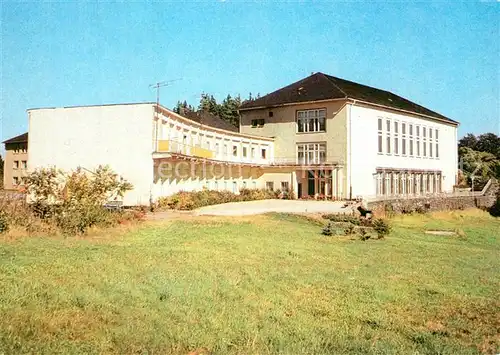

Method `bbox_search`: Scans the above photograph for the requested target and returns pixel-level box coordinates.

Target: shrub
[358,227,371,241]
[344,224,356,236]
[0,212,9,233]
[488,190,500,217]
[19,165,134,235]
[54,204,116,234]
[157,188,281,211]
[372,218,391,239]
[322,222,334,236]
[322,214,361,225]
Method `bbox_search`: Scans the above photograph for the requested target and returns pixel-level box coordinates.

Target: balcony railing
[156,140,214,159]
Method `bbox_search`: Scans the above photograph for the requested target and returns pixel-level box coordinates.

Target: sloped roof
[240,72,456,123]
[179,109,239,132]
[3,132,28,144]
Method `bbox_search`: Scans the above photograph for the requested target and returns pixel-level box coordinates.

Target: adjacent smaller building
[2,132,28,190]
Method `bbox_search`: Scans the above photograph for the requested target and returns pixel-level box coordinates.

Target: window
[281,181,290,191]
[21,161,27,169]
[386,119,391,154]
[402,123,407,156]
[252,181,257,189]
[251,119,265,127]
[12,177,19,185]
[13,160,19,169]
[243,146,248,158]
[268,111,273,117]
[266,181,274,191]
[215,143,220,156]
[375,172,383,196]
[205,181,210,190]
[251,147,256,158]
[416,126,421,157]
[409,124,414,156]
[377,118,383,153]
[224,144,228,157]
[261,148,267,159]
[214,181,218,190]
[297,143,326,164]
[232,181,237,193]
[233,145,238,157]
[297,109,326,133]
[429,128,433,158]
[423,127,427,157]
[435,129,439,158]
[394,121,399,155]
[242,181,247,189]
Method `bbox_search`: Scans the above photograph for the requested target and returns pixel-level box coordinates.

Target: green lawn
[0,209,499,354]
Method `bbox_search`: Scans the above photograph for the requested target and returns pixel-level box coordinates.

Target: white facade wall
[348,104,458,198]
[154,108,274,164]
[29,103,277,206]
[28,104,155,206]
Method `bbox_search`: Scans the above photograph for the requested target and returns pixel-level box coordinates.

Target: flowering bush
[11,165,137,235]
[157,188,281,211]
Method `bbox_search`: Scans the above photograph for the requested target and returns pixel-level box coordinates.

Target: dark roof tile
[3,132,28,144]
[179,109,239,132]
[240,72,456,123]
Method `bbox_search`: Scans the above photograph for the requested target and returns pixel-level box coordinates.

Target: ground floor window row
[179,179,293,194]
[375,171,442,197]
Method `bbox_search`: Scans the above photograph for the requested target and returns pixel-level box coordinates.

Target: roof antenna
[149,78,182,112]
[150,78,182,151]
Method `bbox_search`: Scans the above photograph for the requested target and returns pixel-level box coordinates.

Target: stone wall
[368,178,498,215]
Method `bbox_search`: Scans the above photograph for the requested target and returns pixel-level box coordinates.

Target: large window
[435,129,439,159]
[423,127,427,157]
[409,124,414,156]
[297,143,326,164]
[429,128,433,158]
[402,122,407,156]
[375,170,442,197]
[386,119,391,154]
[297,109,326,133]
[394,121,399,155]
[378,118,383,153]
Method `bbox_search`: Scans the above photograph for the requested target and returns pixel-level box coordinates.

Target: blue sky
[1,1,498,144]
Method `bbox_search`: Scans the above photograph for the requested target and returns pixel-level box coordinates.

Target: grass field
[0,209,499,354]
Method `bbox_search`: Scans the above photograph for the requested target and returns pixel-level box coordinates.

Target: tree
[476,133,500,159]
[458,133,500,189]
[459,146,500,190]
[174,92,246,128]
[173,100,195,114]
[458,133,478,150]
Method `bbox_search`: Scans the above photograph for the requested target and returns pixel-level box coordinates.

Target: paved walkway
[194,199,350,216]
